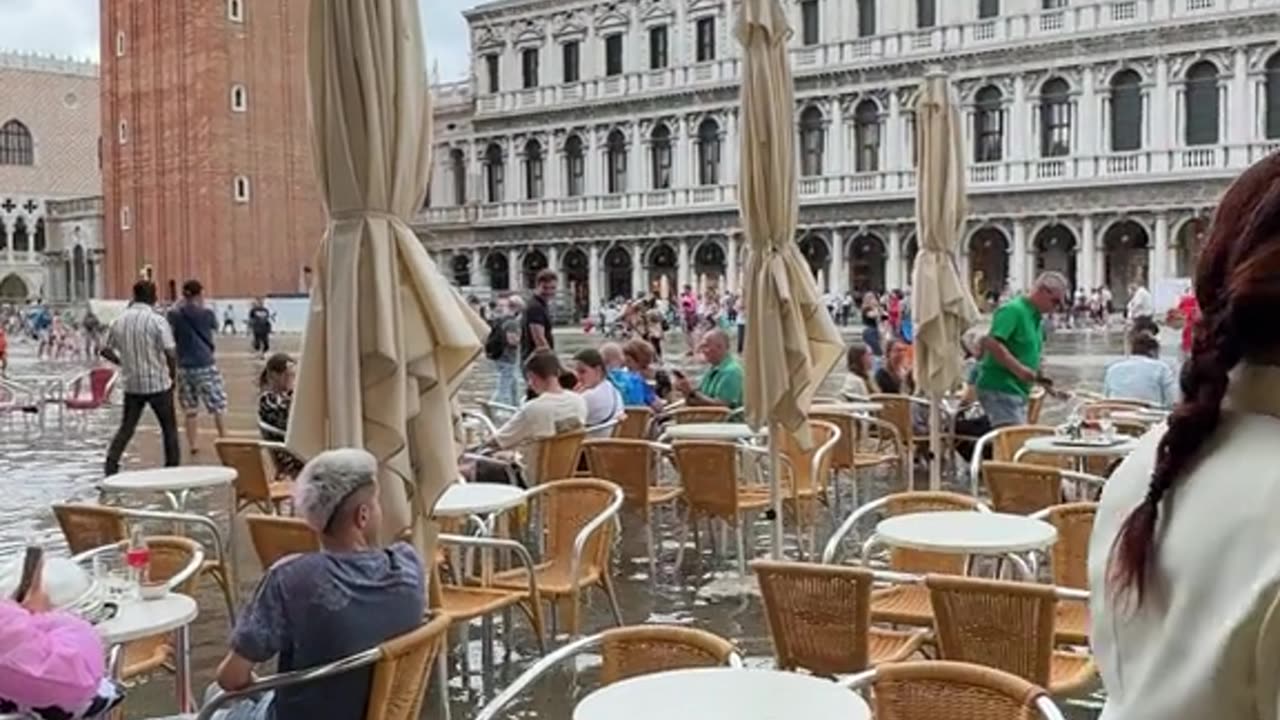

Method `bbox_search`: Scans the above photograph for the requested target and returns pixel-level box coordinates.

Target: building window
[233,175,251,203]
[697,118,720,185]
[1043,0,1068,7]
[484,143,505,202]
[562,41,580,83]
[484,55,500,94]
[858,0,876,37]
[799,106,824,176]
[800,0,821,45]
[11,217,28,253]
[120,206,132,230]
[1110,70,1143,151]
[1185,61,1219,146]
[118,120,128,144]
[605,34,624,76]
[565,135,585,196]
[1039,77,1071,157]
[651,123,673,189]
[979,0,1000,18]
[974,85,1004,162]
[227,0,243,22]
[0,120,34,166]
[1267,54,1280,139]
[115,31,126,56]
[917,0,936,28]
[521,48,539,89]
[649,26,669,70]
[606,129,627,194]
[695,17,716,62]
[449,149,466,204]
[523,140,544,199]
[854,100,880,172]
[231,83,248,112]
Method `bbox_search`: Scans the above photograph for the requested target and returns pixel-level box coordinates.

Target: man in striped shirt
[101,280,180,476]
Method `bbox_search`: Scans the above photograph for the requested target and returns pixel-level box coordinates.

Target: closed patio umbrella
[737,0,843,557]
[912,69,980,490]
[288,0,487,544]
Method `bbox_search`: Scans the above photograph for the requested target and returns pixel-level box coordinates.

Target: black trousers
[252,331,270,353]
[105,390,181,476]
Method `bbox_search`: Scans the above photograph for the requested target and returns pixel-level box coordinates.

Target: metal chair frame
[841,663,1069,720]
[822,493,992,565]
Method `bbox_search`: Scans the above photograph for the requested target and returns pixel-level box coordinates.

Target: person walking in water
[247,297,273,358]
[167,280,228,457]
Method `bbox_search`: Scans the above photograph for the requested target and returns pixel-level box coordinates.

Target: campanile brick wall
[101,0,324,299]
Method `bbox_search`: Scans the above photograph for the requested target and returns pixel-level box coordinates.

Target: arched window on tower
[697,119,720,186]
[231,83,248,112]
[484,143,505,203]
[0,120,34,166]
[565,135,585,196]
[799,106,824,177]
[974,86,1004,162]
[1185,61,1220,146]
[650,124,673,190]
[854,100,880,172]
[1265,54,1280,139]
[33,218,45,253]
[523,139,544,200]
[1110,70,1143,152]
[450,148,466,205]
[606,129,627,194]
[12,217,28,253]
[1039,77,1071,157]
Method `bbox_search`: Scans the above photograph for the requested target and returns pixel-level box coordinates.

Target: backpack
[484,320,508,361]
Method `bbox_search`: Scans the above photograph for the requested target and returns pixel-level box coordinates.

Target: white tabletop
[811,402,884,415]
[574,668,870,720]
[662,423,763,441]
[102,465,237,492]
[98,592,199,644]
[432,483,527,517]
[1021,435,1139,458]
[876,511,1058,554]
[1111,409,1169,424]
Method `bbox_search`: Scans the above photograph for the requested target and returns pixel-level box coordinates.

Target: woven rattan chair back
[872,395,914,445]
[615,407,655,439]
[246,514,319,569]
[145,536,203,594]
[1044,503,1096,590]
[982,462,1062,515]
[1082,400,1149,419]
[599,625,737,685]
[989,425,1069,469]
[535,429,588,484]
[870,661,1049,720]
[541,479,617,577]
[669,406,732,424]
[216,438,274,505]
[883,492,983,575]
[53,503,127,554]
[581,439,660,520]
[363,613,451,720]
[777,419,839,496]
[671,441,741,521]
[926,575,1056,687]
[810,411,857,470]
[753,559,873,675]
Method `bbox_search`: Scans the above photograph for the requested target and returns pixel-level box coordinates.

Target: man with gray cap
[210,449,424,720]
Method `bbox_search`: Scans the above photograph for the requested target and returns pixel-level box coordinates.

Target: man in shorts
[167,279,228,456]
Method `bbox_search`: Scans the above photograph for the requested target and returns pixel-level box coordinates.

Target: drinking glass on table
[1099,417,1115,441]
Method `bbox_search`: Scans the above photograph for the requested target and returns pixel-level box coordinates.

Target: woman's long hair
[1108,152,1280,605]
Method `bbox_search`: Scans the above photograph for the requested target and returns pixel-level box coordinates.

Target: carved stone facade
[418,0,1280,316]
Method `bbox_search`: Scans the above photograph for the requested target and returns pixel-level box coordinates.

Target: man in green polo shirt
[976,271,1069,427]
[674,329,744,409]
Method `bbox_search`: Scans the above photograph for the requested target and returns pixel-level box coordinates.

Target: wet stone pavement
[0,323,1158,719]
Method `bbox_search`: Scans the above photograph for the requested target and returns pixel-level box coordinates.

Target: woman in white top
[1088,154,1280,720]
[841,342,875,398]
[573,348,624,431]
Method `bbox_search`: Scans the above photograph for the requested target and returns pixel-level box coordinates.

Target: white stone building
[417,0,1280,317]
[0,51,104,303]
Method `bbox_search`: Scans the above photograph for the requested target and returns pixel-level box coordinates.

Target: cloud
[0,0,479,81]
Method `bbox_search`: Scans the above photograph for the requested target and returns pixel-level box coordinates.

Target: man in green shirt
[674,329,744,409]
[976,272,1069,427]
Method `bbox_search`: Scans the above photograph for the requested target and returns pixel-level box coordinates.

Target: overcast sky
[0,0,480,81]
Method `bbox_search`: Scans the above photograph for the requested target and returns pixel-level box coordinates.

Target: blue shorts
[977,388,1028,429]
[177,365,228,415]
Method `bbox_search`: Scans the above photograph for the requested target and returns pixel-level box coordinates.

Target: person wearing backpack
[486,295,523,407]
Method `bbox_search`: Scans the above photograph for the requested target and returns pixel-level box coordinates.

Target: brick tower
[100,0,324,300]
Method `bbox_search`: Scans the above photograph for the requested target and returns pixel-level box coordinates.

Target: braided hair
[1108,152,1280,605]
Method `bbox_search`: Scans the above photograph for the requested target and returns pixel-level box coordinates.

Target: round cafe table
[811,401,884,415]
[1016,435,1139,473]
[1110,409,1169,425]
[574,667,871,720]
[98,593,200,712]
[660,423,763,442]
[432,483,527,518]
[876,511,1058,555]
[100,465,237,512]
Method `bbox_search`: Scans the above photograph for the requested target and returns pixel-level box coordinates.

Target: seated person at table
[673,329,744,410]
[874,339,916,395]
[257,352,304,478]
[842,342,875,398]
[485,350,587,484]
[211,449,424,720]
[573,348,624,430]
[1103,330,1178,408]
[613,339,666,410]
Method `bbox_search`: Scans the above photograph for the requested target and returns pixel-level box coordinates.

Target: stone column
[547,245,563,290]
[724,111,738,184]
[507,247,521,291]
[1079,215,1096,291]
[631,243,644,297]
[677,237,691,290]
[91,253,103,298]
[629,122,643,192]
[584,130,599,196]
[587,243,602,313]
[1153,212,1169,287]
[546,136,561,200]
[506,137,519,203]
[888,226,904,290]
[1153,56,1171,171]
[725,233,738,294]
[829,227,845,295]
[1,217,11,264]
[1011,219,1028,292]
[674,118,688,188]
[829,98,846,175]
[1079,67,1096,160]
[470,249,482,287]
[886,91,901,171]
[1231,48,1250,162]
[1010,75,1027,163]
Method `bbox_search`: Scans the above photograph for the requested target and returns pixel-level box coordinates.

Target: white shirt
[1102,356,1178,408]
[495,391,587,484]
[580,380,624,430]
[1127,286,1154,319]
[1089,364,1280,720]
[106,303,175,394]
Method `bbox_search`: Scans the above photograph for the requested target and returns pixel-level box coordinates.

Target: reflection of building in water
[418,0,1280,315]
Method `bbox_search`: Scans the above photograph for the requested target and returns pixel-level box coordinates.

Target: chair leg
[480,614,495,697]
[601,575,624,627]
[734,520,747,576]
[434,648,453,720]
[518,600,547,655]
[674,507,692,571]
[645,521,657,582]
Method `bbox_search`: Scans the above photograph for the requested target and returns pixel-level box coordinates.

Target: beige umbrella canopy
[737,0,844,555]
[912,70,980,489]
[288,0,488,543]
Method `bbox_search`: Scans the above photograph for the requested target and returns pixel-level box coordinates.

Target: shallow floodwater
[0,322,1143,718]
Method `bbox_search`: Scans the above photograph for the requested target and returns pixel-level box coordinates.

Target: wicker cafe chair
[668,406,732,424]
[982,462,1108,515]
[823,492,991,629]
[809,410,903,511]
[528,428,588,485]
[474,625,742,720]
[968,426,1063,496]
[926,574,1096,696]
[580,438,682,578]
[615,406,655,439]
[670,440,772,574]
[739,419,839,556]
[215,438,295,514]
[1031,503,1098,646]
[752,560,926,676]
[1081,399,1152,419]
[245,514,320,569]
[870,394,931,483]
[491,479,624,637]
[843,661,1069,720]
[195,613,451,720]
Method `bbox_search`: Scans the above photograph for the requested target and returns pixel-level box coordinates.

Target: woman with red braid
[1088,153,1280,720]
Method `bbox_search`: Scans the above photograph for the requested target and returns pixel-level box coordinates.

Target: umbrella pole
[929,391,943,491]
[769,422,784,559]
